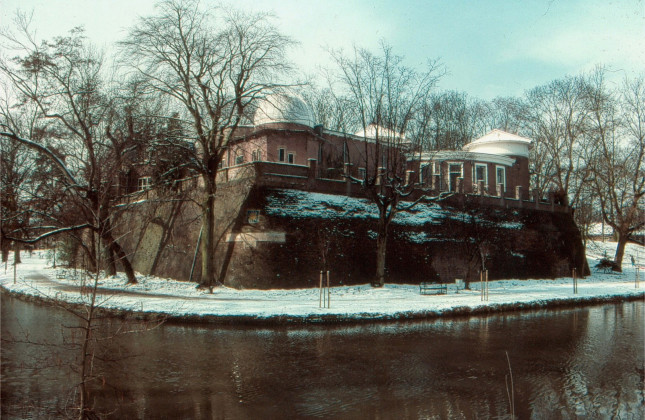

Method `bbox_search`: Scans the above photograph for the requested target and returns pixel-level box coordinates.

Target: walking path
[1,241,643,324]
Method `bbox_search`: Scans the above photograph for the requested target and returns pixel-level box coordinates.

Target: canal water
[1,293,643,419]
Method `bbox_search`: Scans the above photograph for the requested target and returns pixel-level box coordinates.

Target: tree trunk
[2,242,9,263]
[200,186,217,291]
[78,263,100,420]
[101,230,137,284]
[13,241,21,264]
[613,230,628,272]
[374,231,387,287]
[106,246,117,276]
[85,233,98,273]
[464,260,474,290]
[84,251,97,274]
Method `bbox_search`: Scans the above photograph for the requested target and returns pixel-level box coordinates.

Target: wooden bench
[56,270,66,279]
[419,282,447,295]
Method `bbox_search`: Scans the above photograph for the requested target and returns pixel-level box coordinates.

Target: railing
[118,161,570,214]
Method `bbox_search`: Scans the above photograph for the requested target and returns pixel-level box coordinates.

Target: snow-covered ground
[1,240,643,323]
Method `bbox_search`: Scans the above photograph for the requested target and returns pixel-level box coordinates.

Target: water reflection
[2,293,643,419]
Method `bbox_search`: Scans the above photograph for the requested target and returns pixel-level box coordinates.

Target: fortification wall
[117,177,255,283]
[116,185,588,289]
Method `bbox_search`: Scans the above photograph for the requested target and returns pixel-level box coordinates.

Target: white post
[326,270,330,308]
[636,267,640,289]
[319,271,323,308]
[480,271,484,301]
[572,268,577,294]
[636,249,640,289]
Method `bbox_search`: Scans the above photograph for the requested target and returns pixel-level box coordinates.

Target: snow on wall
[264,189,524,238]
[265,189,472,227]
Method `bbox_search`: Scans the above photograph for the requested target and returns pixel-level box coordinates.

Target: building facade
[218,93,533,203]
[114,92,587,289]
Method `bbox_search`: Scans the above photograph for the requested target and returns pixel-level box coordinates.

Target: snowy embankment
[1,241,643,324]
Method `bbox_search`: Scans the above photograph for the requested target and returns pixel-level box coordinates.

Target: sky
[1,0,643,100]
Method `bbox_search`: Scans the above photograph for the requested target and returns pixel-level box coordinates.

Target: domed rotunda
[253,92,316,128]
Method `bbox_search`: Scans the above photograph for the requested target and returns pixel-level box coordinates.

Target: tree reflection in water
[2,295,643,419]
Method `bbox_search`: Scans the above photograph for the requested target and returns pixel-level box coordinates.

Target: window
[235,154,245,165]
[256,149,262,161]
[433,161,442,189]
[251,150,257,162]
[358,167,366,180]
[287,152,295,164]
[278,147,286,162]
[419,164,429,184]
[138,177,151,191]
[496,166,506,191]
[449,163,463,192]
[474,163,487,184]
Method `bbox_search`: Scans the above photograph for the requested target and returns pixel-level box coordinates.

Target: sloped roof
[354,124,406,141]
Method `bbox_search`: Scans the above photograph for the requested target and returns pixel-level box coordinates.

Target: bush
[594,258,619,273]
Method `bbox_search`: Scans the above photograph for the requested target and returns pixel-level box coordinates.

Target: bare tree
[586,70,644,270]
[446,204,495,290]
[0,121,32,264]
[481,96,527,136]
[329,42,446,287]
[0,80,66,264]
[0,18,139,283]
[121,0,294,290]
[303,86,357,133]
[524,75,591,205]
[422,90,480,151]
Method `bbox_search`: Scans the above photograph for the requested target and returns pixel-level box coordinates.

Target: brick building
[116,92,588,288]
[219,92,532,202]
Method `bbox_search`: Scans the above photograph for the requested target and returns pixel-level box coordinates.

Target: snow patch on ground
[1,241,643,322]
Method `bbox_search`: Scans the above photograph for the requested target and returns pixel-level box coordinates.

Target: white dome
[253,92,315,127]
[463,129,532,157]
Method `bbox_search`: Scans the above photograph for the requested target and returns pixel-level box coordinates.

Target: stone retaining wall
[116,184,588,289]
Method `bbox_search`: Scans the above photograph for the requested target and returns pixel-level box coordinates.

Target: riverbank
[1,241,643,324]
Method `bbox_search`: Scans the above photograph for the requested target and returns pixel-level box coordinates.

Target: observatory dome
[253,92,315,128]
